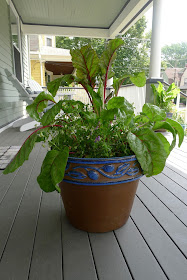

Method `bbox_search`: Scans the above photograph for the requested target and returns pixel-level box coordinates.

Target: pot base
[60,179,139,233]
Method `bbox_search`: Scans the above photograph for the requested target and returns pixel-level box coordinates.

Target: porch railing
[42,85,146,114]
[42,84,186,122]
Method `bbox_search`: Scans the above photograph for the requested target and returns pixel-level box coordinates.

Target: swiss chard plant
[3,39,184,192]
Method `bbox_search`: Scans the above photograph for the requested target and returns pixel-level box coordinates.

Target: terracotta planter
[59,155,143,232]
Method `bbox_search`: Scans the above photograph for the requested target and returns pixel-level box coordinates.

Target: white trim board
[22,25,110,38]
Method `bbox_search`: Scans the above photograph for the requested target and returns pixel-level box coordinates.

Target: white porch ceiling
[11,0,152,38]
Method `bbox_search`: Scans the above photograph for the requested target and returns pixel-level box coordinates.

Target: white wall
[118,85,146,114]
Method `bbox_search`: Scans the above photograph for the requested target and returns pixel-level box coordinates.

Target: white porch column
[40,60,44,87]
[146,0,164,103]
[39,53,44,87]
[176,93,180,110]
[149,0,164,78]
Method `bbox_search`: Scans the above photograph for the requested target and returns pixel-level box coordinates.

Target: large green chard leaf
[127,128,168,176]
[166,118,184,147]
[155,133,170,157]
[134,113,150,124]
[27,92,55,121]
[100,39,124,99]
[142,103,166,121]
[113,76,130,97]
[107,96,134,125]
[97,79,104,104]
[130,72,146,87]
[37,148,69,192]
[70,45,99,87]
[100,39,124,77]
[47,74,75,96]
[153,120,176,150]
[87,85,102,115]
[112,72,146,97]
[100,108,118,122]
[79,111,97,123]
[3,131,39,174]
[41,100,63,126]
[107,97,134,115]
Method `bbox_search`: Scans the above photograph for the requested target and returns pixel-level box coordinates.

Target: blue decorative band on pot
[66,155,137,165]
[166,112,173,119]
[64,155,143,186]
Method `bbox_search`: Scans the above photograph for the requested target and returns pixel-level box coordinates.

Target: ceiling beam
[22,24,110,39]
[109,0,152,38]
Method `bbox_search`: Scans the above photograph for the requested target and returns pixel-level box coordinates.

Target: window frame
[46,36,53,47]
[9,2,23,82]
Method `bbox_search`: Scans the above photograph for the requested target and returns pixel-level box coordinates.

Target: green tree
[56,37,105,56]
[114,17,151,78]
[56,16,151,79]
[162,42,187,68]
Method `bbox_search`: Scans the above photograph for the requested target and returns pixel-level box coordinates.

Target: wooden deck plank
[115,218,167,280]
[171,146,187,156]
[29,191,63,280]
[171,149,187,163]
[137,182,187,257]
[153,173,187,205]
[165,134,187,153]
[0,169,20,204]
[0,129,23,146]
[0,128,35,146]
[166,162,187,180]
[141,176,187,226]
[0,145,44,280]
[167,156,187,173]
[61,206,98,280]
[89,232,132,280]
[0,128,11,144]
[174,144,187,153]
[162,166,187,190]
[0,144,41,259]
[131,197,187,280]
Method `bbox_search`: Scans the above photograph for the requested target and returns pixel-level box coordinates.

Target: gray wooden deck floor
[0,128,187,280]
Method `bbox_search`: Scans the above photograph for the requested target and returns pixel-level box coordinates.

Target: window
[10,7,22,82]
[29,35,39,51]
[46,37,52,47]
[184,78,187,85]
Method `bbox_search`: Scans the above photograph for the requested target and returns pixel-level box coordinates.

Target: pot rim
[68,154,137,164]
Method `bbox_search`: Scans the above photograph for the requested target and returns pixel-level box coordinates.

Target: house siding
[180,68,187,87]
[0,0,24,128]
[31,60,46,86]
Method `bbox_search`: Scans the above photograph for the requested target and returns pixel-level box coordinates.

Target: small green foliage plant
[151,82,180,113]
[3,39,184,192]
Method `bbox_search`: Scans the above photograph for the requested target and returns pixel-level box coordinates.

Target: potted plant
[151,82,180,118]
[172,110,186,131]
[3,39,184,232]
